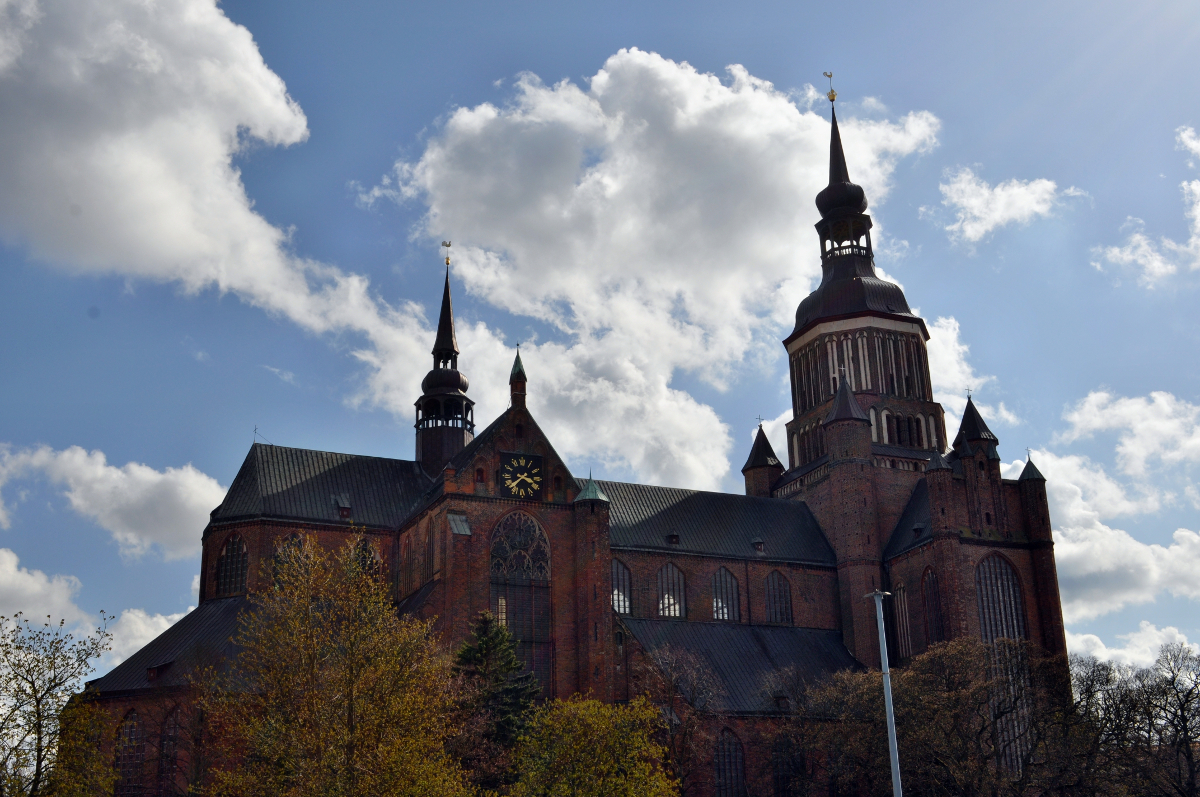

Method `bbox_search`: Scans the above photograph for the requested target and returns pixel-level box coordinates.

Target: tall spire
[432,267,459,366]
[829,106,850,185]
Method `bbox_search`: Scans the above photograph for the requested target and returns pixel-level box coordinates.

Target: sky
[1,0,1199,673]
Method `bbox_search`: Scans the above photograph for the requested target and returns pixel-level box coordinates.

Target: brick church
[92,104,1067,795]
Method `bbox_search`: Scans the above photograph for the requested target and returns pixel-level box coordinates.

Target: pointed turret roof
[741,425,783,473]
[509,350,527,384]
[575,471,609,503]
[828,106,850,184]
[432,268,458,357]
[824,376,869,425]
[1019,457,1046,482]
[926,448,952,472]
[955,397,998,445]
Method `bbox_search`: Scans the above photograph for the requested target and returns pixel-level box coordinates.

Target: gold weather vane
[441,240,451,266]
[823,71,836,103]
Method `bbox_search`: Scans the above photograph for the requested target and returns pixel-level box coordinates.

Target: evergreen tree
[454,610,540,747]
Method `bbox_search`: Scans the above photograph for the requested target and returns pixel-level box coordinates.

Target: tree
[0,613,111,797]
[631,643,721,795]
[450,610,539,789]
[206,535,472,797]
[509,695,677,797]
[1134,643,1200,797]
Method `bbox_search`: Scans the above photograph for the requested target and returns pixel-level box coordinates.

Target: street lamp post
[867,589,903,797]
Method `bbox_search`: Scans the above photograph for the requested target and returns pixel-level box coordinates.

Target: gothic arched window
[114,710,145,797]
[893,584,913,659]
[923,568,945,644]
[611,559,632,615]
[772,734,804,797]
[976,554,1028,642]
[714,728,748,797]
[490,512,552,692]
[712,567,739,622]
[157,705,180,794]
[215,535,247,597]
[765,570,793,625]
[355,539,380,577]
[657,563,686,618]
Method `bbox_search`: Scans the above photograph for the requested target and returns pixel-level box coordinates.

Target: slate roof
[622,619,861,714]
[1019,458,1046,481]
[883,479,933,560]
[598,480,835,565]
[89,597,246,695]
[209,444,432,529]
[741,426,783,472]
[824,379,869,424]
[955,397,998,445]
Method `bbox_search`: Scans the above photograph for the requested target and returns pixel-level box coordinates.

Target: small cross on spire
[756,415,765,426]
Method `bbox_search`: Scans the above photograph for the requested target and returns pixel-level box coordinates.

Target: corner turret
[741,425,784,497]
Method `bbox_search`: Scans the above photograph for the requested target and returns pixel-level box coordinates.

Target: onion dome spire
[432,267,459,369]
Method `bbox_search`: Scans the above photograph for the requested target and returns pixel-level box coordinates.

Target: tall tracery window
[714,728,748,797]
[657,563,686,618]
[712,567,739,622]
[893,584,913,658]
[114,710,145,797]
[976,554,1028,642]
[215,535,248,596]
[772,735,804,797]
[765,570,793,625]
[490,512,553,693]
[923,568,945,644]
[157,706,179,795]
[611,559,632,615]
[355,539,380,577]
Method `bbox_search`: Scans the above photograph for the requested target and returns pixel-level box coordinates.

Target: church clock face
[501,453,543,499]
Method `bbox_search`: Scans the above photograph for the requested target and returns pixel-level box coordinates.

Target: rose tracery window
[490,512,552,694]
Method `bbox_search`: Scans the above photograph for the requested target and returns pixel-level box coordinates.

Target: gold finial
[441,240,451,266]
[823,71,836,103]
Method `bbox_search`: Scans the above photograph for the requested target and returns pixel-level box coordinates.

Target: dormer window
[333,494,352,520]
[752,537,765,553]
[666,534,680,545]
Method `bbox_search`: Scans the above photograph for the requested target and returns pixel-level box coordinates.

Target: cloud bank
[0,445,226,559]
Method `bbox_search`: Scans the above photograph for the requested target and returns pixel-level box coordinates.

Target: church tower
[783,103,947,469]
[414,269,475,476]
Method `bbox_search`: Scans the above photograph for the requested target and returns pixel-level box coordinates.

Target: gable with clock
[501,452,543,499]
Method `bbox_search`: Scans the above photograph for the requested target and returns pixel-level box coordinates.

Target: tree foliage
[206,535,471,797]
[779,638,1200,797]
[450,610,539,790]
[509,696,677,797]
[0,613,111,797]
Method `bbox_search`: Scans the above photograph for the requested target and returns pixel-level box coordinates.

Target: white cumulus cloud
[1058,390,1200,478]
[0,3,944,489]
[932,167,1075,244]
[1001,450,1200,623]
[366,48,939,486]
[1095,127,1200,286]
[0,547,90,626]
[1068,621,1198,668]
[0,445,226,559]
[926,316,1019,441]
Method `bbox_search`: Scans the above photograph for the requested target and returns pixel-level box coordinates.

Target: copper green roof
[575,471,609,502]
[509,350,527,383]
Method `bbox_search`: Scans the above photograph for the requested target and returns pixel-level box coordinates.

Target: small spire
[432,267,459,359]
[954,397,999,446]
[742,425,782,473]
[509,349,527,384]
[824,375,869,425]
[575,470,609,503]
[926,448,952,472]
[829,106,851,185]
[1019,454,1046,482]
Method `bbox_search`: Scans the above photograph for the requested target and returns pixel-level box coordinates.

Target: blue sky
[1,0,1199,670]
